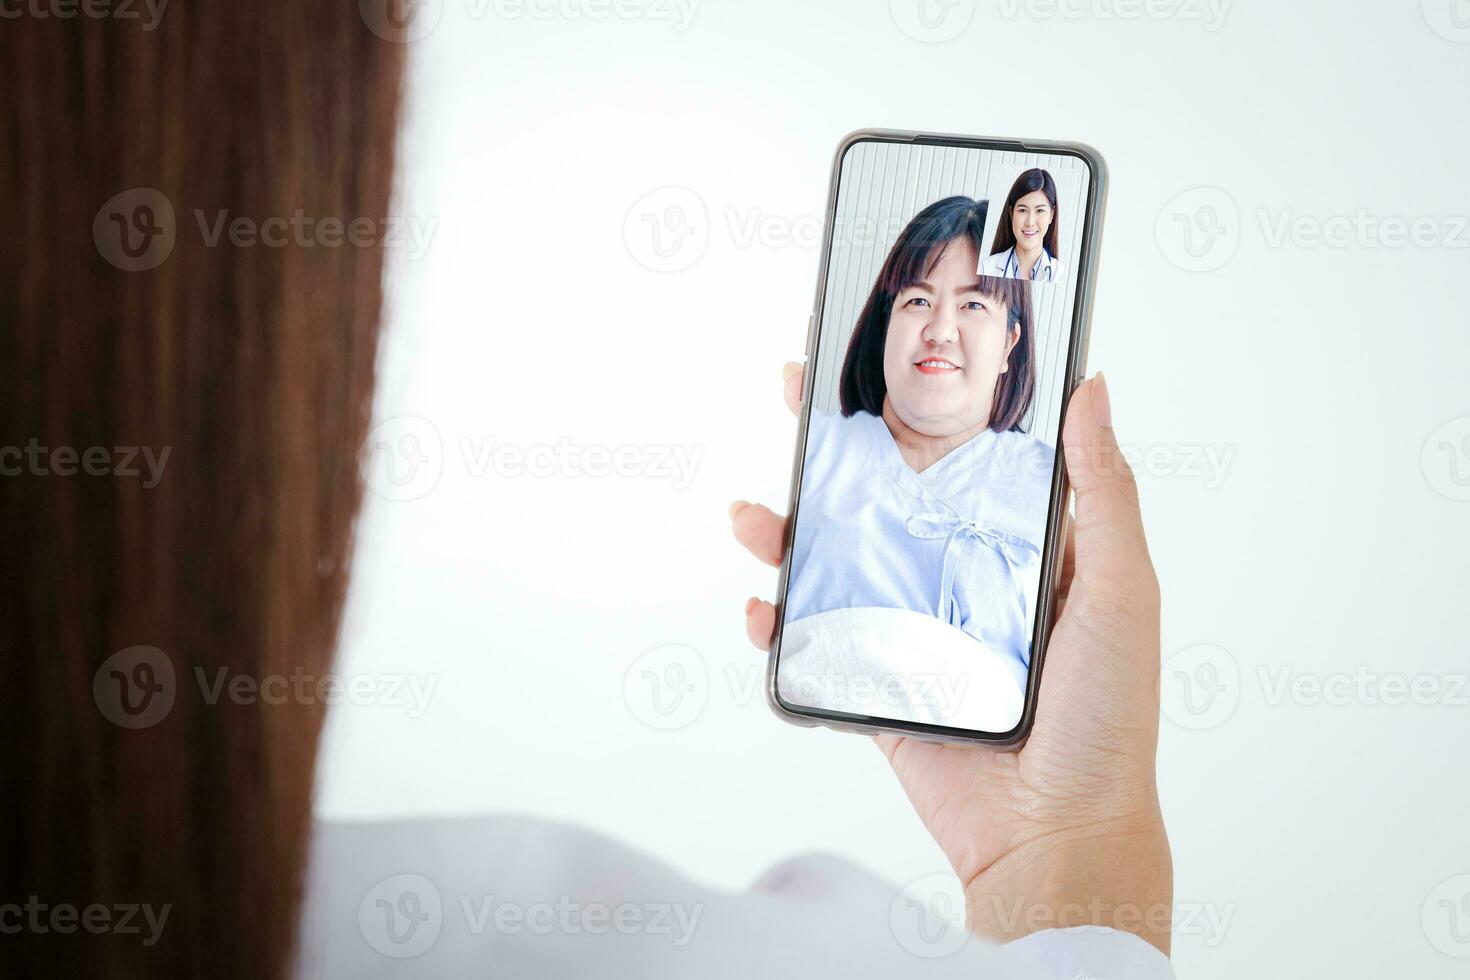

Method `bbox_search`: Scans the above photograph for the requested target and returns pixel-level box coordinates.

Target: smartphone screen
[771,132,1103,741]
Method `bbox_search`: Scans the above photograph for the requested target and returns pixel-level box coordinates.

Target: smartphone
[766,129,1106,747]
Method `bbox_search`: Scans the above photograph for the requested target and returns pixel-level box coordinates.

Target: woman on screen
[982,168,1062,282]
[784,196,1053,717]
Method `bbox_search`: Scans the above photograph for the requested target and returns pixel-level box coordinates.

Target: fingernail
[744,597,758,615]
[1092,372,1112,429]
[782,362,801,381]
[729,500,749,522]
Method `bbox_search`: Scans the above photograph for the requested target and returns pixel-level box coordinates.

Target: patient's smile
[915,358,961,375]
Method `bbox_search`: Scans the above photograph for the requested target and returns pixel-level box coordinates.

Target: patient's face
[882,238,1017,438]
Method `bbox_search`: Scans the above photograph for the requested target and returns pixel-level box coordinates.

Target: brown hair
[0,9,403,980]
[839,196,1037,433]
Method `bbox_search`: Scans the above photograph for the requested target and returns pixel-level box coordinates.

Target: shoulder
[303,817,1010,978]
[997,429,1055,480]
[805,408,880,454]
[1011,429,1055,465]
[802,409,885,486]
[990,430,1057,525]
[979,248,1010,276]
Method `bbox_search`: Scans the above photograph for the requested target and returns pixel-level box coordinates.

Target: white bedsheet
[777,606,1025,733]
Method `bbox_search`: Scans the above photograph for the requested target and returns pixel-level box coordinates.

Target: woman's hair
[1,10,403,980]
[838,196,1037,433]
[990,168,1060,260]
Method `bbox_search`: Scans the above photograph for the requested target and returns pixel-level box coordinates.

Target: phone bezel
[764,128,1108,748]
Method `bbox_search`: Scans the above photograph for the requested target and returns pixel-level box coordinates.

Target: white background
[317,1,1470,976]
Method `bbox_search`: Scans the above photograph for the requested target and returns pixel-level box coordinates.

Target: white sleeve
[983,926,1177,980]
[979,249,1009,277]
[302,820,1178,980]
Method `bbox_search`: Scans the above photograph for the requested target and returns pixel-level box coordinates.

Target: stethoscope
[1002,245,1056,282]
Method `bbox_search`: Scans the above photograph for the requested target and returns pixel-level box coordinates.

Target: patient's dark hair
[838,196,1036,432]
[1,9,403,980]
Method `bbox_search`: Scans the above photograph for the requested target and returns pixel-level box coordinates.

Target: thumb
[1061,373,1156,595]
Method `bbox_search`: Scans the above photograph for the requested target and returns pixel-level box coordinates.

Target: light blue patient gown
[786,410,1056,687]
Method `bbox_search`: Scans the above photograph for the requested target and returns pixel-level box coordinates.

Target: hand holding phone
[732,369,1172,953]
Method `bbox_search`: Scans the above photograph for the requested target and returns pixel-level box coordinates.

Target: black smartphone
[766,129,1106,747]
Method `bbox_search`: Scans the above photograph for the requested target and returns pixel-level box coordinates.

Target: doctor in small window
[982,168,1062,282]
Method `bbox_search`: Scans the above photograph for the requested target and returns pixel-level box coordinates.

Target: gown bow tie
[904,512,1040,626]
